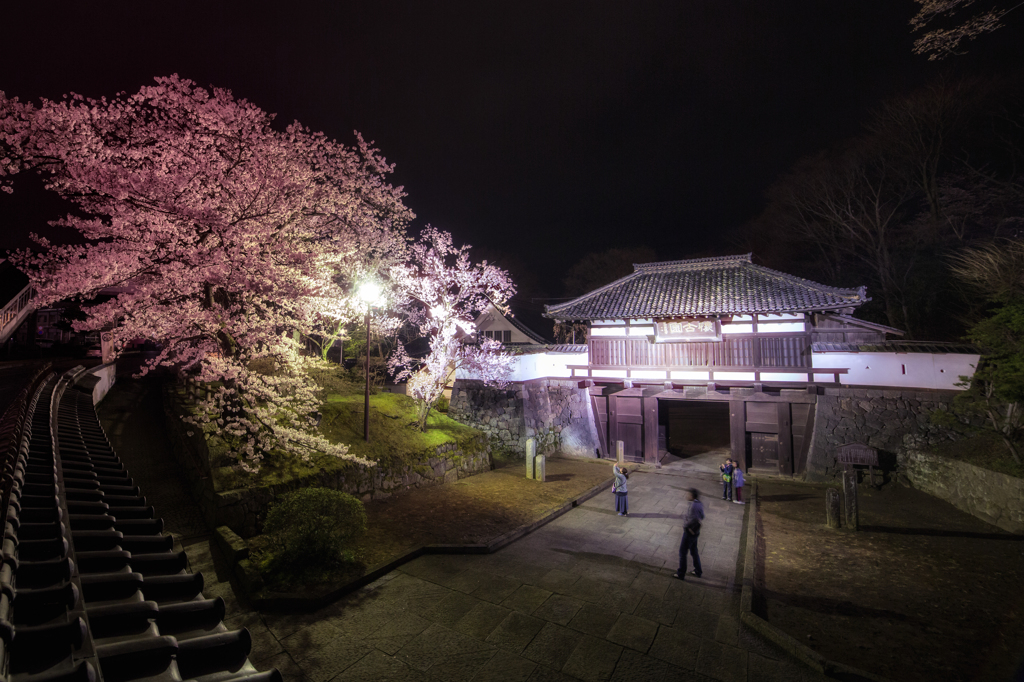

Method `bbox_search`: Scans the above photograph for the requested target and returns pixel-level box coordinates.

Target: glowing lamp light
[358,282,382,305]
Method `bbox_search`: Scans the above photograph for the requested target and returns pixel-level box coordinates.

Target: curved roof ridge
[545,267,645,315]
[743,260,865,297]
[544,253,870,320]
[633,253,752,272]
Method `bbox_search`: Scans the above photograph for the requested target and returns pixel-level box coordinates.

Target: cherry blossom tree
[388,227,517,431]
[0,75,412,472]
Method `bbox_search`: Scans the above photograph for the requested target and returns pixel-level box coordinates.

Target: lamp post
[358,282,382,442]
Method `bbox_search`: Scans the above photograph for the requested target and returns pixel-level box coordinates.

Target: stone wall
[450,378,601,458]
[897,446,1024,534]
[161,384,491,538]
[210,445,491,537]
[449,382,525,453]
[805,387,960,482]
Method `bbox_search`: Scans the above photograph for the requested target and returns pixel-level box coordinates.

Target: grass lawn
[210,389,487,492]
[926,431,1024,479]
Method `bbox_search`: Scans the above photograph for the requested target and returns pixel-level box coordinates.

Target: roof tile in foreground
[544,254,868,320]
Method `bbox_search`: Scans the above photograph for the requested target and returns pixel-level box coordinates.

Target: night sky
[3,1,1023,322]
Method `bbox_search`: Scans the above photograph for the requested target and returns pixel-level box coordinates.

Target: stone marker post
[825,488,841,529]
[526,438,536,480]
[843,469,858,530]
[616,440,624,464]
[535,454,546,482]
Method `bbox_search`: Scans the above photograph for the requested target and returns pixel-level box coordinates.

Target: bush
[257,487,367,583]
[435,395,450,413]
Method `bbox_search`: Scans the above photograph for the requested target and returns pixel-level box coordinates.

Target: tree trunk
[417,400,431,432]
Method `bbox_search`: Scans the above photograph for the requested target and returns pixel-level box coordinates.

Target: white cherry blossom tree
[388,227,517,431]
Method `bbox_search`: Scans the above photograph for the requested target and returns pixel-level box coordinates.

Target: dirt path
[756,478,1024,682]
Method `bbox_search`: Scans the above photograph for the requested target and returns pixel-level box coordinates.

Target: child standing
[732,465,745,504]
[719,458,734,501]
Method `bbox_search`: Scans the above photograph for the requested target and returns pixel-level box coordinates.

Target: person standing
[613,464,629,516]
[732,465,745,504]
[720,458,734,501]
[675,488,704,579]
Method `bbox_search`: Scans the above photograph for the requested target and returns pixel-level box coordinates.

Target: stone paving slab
[226,465,829,681]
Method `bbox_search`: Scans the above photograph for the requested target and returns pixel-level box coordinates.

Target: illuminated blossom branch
[0,75,412,472]
[388,227,517,431]
[910,0,1018,60]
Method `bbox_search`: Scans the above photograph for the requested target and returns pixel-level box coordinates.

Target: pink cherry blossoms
[0,76,413,472]
[1,76,518,473]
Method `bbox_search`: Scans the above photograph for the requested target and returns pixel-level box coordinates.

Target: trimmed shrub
[260,487,367,577]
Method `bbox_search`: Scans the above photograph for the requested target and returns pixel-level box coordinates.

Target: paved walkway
[249,466,827,681]
[97,374,826,681]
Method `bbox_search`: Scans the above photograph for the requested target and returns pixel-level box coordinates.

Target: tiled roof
[544,254,868,320]
[1,367,280,682]
[812,341,978,354]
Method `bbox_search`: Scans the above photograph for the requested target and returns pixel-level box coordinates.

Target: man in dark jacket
[675,488,704,580]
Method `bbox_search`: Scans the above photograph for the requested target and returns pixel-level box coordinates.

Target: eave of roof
[812,340,978,354]
[544,253,868,320]
[825,313,906,337]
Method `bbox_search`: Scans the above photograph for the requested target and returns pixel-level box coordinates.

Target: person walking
[675,488,704,579]
[613,464,629,516]
[732,465,745,504]
[720,458,734,501]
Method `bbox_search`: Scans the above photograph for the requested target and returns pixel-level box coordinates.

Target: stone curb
[739,484,891,682]
[249,471,614,612]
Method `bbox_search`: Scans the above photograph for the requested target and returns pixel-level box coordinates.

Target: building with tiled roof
[454,253,979,478]
[545,254,867,320]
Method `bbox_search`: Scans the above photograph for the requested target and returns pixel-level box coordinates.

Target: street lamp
[358,282,382,442]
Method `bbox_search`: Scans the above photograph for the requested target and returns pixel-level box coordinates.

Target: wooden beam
[730,401,747,467]
[643,393,659,464]
[777,402,793,476]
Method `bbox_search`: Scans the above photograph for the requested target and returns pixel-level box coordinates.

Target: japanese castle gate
[454,254,977,477]
[539,254,951,474]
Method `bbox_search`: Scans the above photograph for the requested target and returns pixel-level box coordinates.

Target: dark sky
[2,1,1023,322]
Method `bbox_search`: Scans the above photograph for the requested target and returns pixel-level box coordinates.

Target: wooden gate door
[589,388,610,458]
[609,390,645,462]
[751,433,779,469]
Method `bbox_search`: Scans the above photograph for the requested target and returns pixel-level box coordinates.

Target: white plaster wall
[811,352,978,390]
[89,363,117,404]
[456,352,588,382]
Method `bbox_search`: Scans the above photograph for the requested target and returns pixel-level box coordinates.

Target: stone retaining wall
[161,385,490,538]
[450,378,600,458]
[897,446,1024,534]
[806,387,961,482]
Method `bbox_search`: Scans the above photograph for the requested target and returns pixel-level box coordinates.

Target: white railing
[0,285,34,344]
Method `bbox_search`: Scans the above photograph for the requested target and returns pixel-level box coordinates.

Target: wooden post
[729,400,746,468]
[843,469,858,530]
[616,440,624,464]
[825,488,841,529]
[535,454,546,482]
[526,438,536,480]
[776,402,793,476]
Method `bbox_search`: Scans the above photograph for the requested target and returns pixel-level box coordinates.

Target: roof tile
[545,254,867,320]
